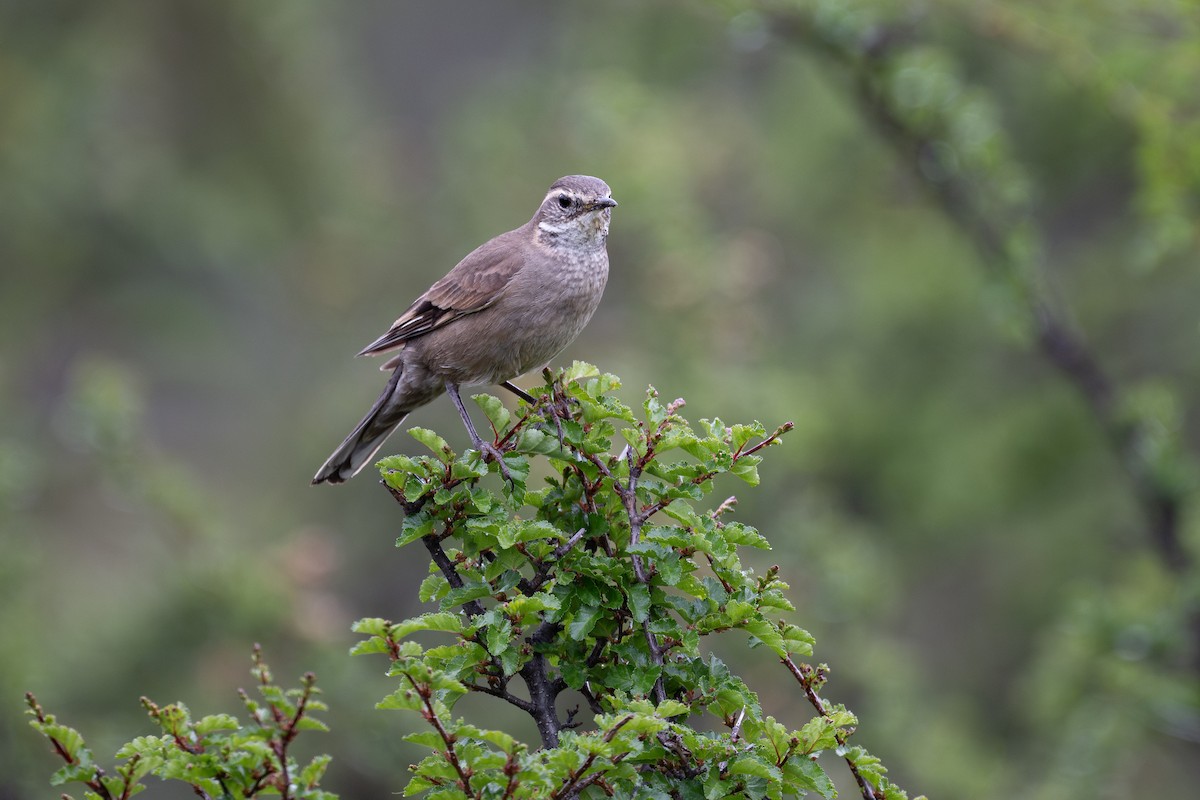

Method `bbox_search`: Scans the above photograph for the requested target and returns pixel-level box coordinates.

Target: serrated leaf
[418,574,450,603]
[568,605,601,639]
[33,722,88,763]
[397,511,436,547]
[560,661,587,690]
[295,717,329,732]
[349,637,391,656]
[477,728,517,753]
[725,599,755,624]
[391,612,463,639]
[627,583,651,623]
[785,757,836,798]
[50,761,98,786]
[730,455,761,485]
[299,754,332,788]
[723,522,770,549]
[409,428,454,462]
[473,393,511,432]
[781,624,816,656]
[730,422,766,450]
[515,426,562,455]
[486,618,513,656]
[403,730,446,750]
[655,699,689,718]
[728,755,780,781]
[194,714,239,735]
[743,617,788,657]
[351,617,391,636]
[377,686,425,711]
[645,390,667,426]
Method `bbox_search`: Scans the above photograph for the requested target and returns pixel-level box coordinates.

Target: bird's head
[534,175,617,246]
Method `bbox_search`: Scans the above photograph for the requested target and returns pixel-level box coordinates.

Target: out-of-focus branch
[767,9,1192,579]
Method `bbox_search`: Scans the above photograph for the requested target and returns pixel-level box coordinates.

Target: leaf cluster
[26,646,332,800]
[354,363,920,799]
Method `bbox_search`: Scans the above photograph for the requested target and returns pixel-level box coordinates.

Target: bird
[312,174,616,485]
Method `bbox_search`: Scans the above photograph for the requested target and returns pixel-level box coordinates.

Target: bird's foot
[476,439,515,485]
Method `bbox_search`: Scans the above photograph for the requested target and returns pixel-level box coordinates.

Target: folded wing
[356,232,526,358]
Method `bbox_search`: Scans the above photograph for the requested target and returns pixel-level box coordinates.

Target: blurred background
[3,1,1198,797]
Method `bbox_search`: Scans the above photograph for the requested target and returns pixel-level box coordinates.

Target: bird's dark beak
[593,197,618,209]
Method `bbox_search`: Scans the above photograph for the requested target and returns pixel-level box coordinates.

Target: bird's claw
[477,440,516,485]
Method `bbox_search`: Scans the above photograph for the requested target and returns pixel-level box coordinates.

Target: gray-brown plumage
[312,175,616,485]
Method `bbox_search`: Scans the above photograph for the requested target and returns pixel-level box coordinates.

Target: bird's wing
[356,231,527,358]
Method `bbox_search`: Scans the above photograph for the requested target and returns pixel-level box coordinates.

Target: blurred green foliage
[27,649,333,800]
[4,0,1197,798]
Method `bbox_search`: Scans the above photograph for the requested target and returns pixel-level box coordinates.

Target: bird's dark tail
[312,368,409,485]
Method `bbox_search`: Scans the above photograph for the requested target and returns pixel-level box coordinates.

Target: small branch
[520,527,588,595]
[639,423,794,522]
[464,682,534,713]
[408,673,476,796]
[579,682,605,715]
[768,8,1191,577]
[782,656,877,800]
[552,714,635,800]
[420,533,486,619]
[615,446,668,705]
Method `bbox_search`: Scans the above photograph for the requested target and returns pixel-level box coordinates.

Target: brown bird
[312,175,616,485]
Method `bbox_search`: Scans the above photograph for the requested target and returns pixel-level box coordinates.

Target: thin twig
[407,673,476,796]
[782,656,877,800]
[552,714,635,799]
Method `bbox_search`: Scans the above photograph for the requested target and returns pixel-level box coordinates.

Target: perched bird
[312,175,616,485]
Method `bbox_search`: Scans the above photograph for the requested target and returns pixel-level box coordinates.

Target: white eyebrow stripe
[544,188,577,204]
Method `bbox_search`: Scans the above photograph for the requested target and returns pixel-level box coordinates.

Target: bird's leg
[447,383,513,483]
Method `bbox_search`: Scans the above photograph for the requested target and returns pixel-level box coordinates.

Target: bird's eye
[557,194,572,209]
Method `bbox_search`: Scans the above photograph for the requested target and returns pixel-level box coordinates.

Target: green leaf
[391,612,463,639]
[560,661,587,690]
[397,511,436,547]
[730,455,762,486]
[194,714,239,735]
[627,583,651,623]
[486,618,513,656]
[377,686,427,712]
[730,422,766,450]
[743,617,788,657]
[31,722,88,763]
[785,757,836,798]
[295,717,330,732]
[403,730,445,750]
[655,699,689,718]
[477,728,518,753]
[645,389,667,426]
[515,426,562,455]
[473,393,511,432]
[728,755,780,782]
[781,624,816,656]
[349,637,391,656]
[409,428,454,462]
[50,761,98,786]
[418,574,450,603]
[725,599,755,624]
[722,522,770,549]
[299,754,332,788]
[568,605,601,639]
[351,617,391,637]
